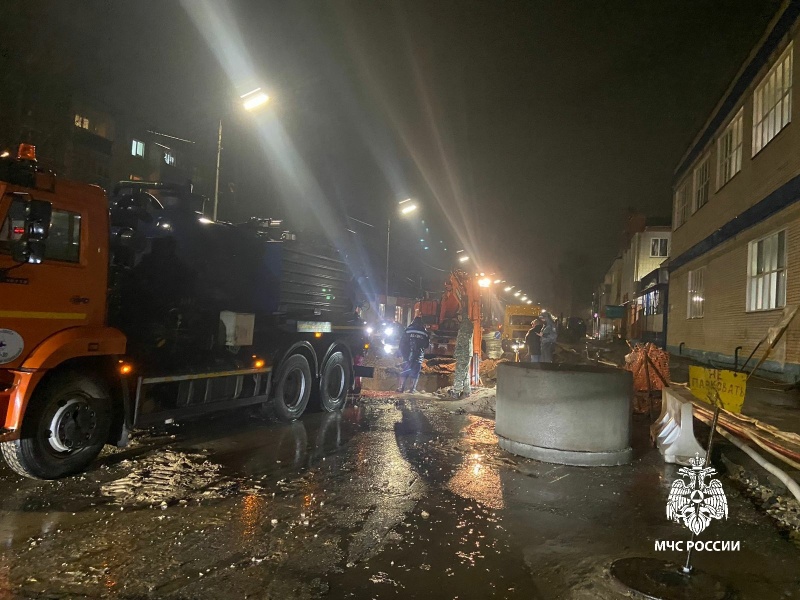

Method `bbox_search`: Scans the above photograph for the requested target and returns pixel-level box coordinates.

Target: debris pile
[101,450,239,507]
[422,357,507,378]
[729,464,800,541]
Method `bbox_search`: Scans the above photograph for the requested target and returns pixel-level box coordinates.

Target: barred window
[687,268,705,319]
[747,230,786,311]
[693,155,710,211]
[674,179,691,229]
[718,110,743,186]
[753,44,792,155]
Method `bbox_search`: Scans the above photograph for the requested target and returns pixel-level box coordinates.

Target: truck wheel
[319,351,352,412]
[0,371,112,480]
[270,354,312,422]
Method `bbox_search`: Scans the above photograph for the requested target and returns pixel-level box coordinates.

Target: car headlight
[366,327,373,335]
[384,326,393,335]
[383,343,395,355]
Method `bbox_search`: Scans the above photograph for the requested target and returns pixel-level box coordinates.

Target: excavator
[414,269,482,385]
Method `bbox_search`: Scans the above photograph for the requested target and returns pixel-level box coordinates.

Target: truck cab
[501,304,542,353]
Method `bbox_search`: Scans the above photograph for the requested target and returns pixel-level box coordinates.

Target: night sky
[10,0,782,309]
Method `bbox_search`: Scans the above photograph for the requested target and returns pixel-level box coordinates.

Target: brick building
[668,1,800,380]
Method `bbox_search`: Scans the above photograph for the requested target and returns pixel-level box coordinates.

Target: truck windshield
[509,314,535,326]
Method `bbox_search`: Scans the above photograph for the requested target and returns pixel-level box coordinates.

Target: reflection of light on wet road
[447,416,504,509]
[240,493,266,538]
[103,562,116,591]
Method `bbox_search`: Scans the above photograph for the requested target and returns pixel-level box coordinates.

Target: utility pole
[213,119,223,221]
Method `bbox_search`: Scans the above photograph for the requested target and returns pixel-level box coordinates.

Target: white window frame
[131,139,145,158]
[74,114,89,129]
[687,268,705,319]
[747,229,787,312]
[674,179,691,229]
[717,109,743,187]
[650,238,669,258]
[753,43,793,156]
[164,151,175,166]
[693,155,710,212]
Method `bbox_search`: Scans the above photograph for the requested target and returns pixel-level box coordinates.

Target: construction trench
[0,343,799,598]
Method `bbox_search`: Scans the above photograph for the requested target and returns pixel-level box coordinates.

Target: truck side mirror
[8,194,51,264]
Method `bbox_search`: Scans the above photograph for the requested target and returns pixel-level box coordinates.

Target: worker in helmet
[449,314,474,398]
[396,317,430,393]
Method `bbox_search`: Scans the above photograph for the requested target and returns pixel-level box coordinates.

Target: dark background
[0,0,782,310]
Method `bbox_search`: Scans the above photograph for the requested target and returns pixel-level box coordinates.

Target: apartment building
[595,220,671,340]
[668,1,800,380]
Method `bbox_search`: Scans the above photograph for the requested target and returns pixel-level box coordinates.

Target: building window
[693,155,710,211]
[674,179,691,228]
[718,110,743,186]
[131,139,145,158]
[164,151,175,166]
[74,114,89,129]
[650,238,669,258]
[687,268,705,319]
[747,230,787,312]
[753,44,792,155]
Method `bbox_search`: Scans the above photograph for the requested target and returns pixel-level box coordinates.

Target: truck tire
[0,371,112,480]
[269,354,312,422]
[319,351,352,412]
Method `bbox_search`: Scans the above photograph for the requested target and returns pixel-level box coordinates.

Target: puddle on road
[446,416,506,509]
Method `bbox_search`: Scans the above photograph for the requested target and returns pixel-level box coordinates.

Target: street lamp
[386,199,418,302]
[213,87,270,221]
[458,255,470,263]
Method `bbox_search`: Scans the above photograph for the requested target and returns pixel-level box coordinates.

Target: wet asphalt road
[1,393,800,599]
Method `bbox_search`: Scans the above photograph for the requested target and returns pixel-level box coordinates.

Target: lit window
[674,179,691,229]
[718,110,743,186]
[131,139,145,158]
[687,268,705,319]
[650,238,669,258]
[753,44,792,155]
[747,230,786,311]
[74,114,89,129]
[164,151,175,166]
[693,155,710,211]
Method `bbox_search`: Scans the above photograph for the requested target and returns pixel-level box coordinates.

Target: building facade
[668,1,800,380]
[595,223,671,341]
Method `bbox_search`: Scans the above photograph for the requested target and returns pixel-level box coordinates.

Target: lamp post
[385,199,418,306]
[212,88,270,221]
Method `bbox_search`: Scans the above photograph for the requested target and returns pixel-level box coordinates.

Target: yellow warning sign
[688,366,746,414]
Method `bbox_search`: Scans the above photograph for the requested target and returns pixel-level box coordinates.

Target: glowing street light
[458,255,470,263]
[521,296,528,302]
[504,286,513,292]
[514,291,521,297]
[241,87,270,111]
[213,87,271,221]
[386,199,419,300]
[478,277,492,288]
[526,300,533,305]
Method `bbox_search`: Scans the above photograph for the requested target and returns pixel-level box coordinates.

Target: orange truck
[0,145,371,479]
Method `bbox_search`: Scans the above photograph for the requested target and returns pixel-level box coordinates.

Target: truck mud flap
[354,365,375,378]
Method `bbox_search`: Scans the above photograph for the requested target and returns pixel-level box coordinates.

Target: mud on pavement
[1,393,800,599]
